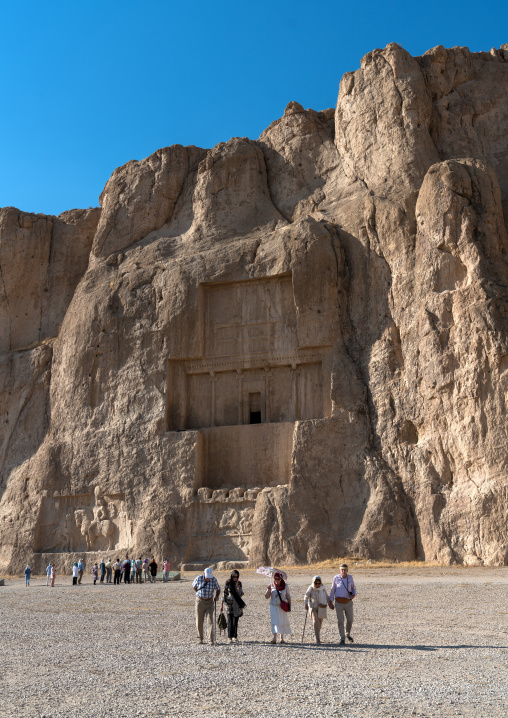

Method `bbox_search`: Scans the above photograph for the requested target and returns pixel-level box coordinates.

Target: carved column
[264,366,272,423]
[210,372,217,427]
[236,369,244,425]
[291,363,298,421]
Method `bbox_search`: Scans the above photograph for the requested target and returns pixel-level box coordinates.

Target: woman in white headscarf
[304,576,328,644]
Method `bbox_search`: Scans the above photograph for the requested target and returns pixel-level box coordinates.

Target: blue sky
[1,0,506,216]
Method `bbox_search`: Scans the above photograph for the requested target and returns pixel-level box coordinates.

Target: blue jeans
[25,575,30,585]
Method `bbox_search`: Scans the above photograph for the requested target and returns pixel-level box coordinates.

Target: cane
[302,608,308,643]
[213,596,217,646]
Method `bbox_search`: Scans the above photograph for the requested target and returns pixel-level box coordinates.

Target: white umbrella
[256,566,287,581]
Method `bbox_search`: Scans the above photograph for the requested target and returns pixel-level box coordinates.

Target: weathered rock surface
[1,43,508,573]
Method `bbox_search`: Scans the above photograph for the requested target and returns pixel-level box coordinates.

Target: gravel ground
[1,567,507,717]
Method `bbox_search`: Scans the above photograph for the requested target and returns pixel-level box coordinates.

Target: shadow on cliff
[0,344,53,504]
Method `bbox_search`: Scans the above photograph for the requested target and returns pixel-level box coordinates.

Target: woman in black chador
[221,570,246,644]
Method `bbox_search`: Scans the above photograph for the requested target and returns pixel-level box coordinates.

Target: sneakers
[228,638,233,644]
[198,638,203,644]
[347,634,354,643]
[339,638,345,645]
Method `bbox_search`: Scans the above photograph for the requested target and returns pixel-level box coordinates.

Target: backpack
[217,611,228,634]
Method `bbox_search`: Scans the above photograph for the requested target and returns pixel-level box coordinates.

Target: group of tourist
[70,557,171,584]
[24,559,357,645]
[193,563,356,645]
[24,557,172,586]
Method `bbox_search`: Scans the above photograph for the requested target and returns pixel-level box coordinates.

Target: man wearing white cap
[193,567,221,644]
[328,563,356,645]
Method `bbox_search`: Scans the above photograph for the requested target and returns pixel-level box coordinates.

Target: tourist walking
[106,559,112,583]
[72,562,79,585]
[113,558,122,585]
[265,571,291,643]
[100,559,106,583]
[193,567,220,644]
[221,570,245,644]
[92,563,99,585]
[328,563,356,644]
[148,558,158,583]
[77,559,84,584]
[163,558,171,582]
[46,562,52,586]
[304,576,328,644]
[24,564,32,586]
[50,563,56,587]
[142,558,150,583]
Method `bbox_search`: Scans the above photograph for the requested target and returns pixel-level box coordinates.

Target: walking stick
[302,609,308,643]
[213,596,217,646]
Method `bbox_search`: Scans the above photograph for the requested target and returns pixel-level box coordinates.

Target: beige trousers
[195,598,215,642]
[310,608,324,642]
[335,599,354,639]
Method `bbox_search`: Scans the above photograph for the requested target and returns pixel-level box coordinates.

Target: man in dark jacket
[123,557,131,584]
[148,558,158,583]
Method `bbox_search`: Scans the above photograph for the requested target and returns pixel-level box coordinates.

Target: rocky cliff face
[1,43,508,572]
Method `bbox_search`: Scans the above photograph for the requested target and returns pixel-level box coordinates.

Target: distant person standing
[46,562,52,586]
[92,563,99,585]
[149,558,158,584]
[77,559,84,584]
[50,563,56,588]
[328,563,356,645]
[113,558,122,585]
[24,564,32,586]
[123,557,131,584]
[135,557,143,584]
[193,567,220,644]
[142,558,150,583]
[163,559,171,582]
[72,562,79,585]
[105,559,112,583]
[100,559,106,583]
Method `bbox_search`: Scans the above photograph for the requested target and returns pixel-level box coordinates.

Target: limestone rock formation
[1,43,508,573]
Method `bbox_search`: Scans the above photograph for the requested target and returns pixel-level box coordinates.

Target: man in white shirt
[328,563,356,645]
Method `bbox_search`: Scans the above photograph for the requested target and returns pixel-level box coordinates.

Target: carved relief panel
[203,275,297,357]
[166,274,332,431]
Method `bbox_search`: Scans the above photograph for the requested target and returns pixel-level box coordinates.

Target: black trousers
[114,570,121,584]
[228,614,239,639]
[72,576,77,585]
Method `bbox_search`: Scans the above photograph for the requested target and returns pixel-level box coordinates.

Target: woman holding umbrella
[264,570,292,644]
